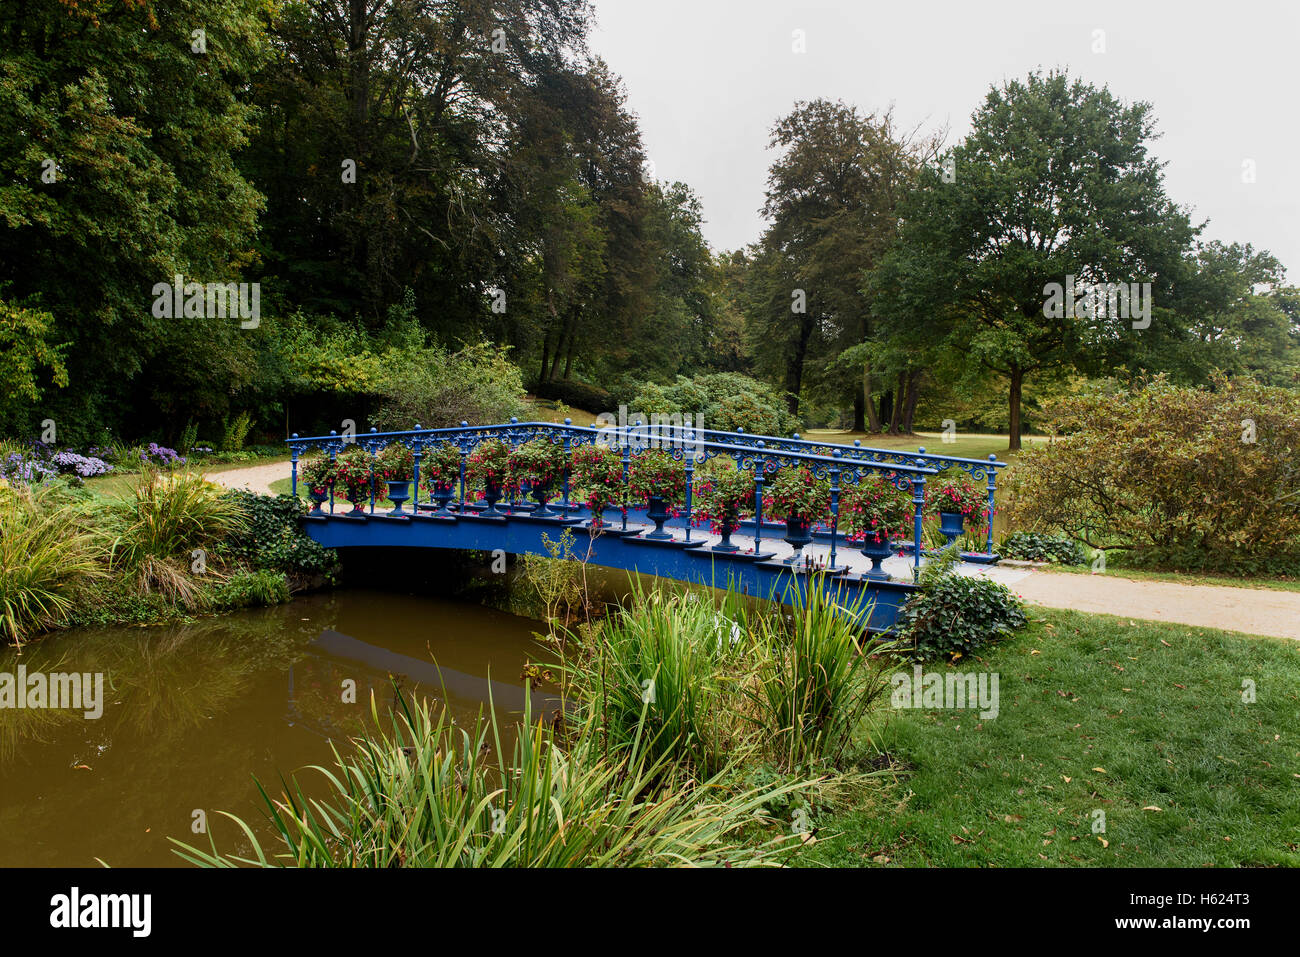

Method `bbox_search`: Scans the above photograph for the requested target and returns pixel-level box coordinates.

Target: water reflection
[0,590,555,867]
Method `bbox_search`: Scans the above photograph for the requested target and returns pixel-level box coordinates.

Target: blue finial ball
[414,423,421,430]
[564,417,571,425]
[989,453,997,461]
[833,449,842,458]
[370,427,377,433]
[460,421,468,428]
[756,440,765,449]
[329,430,338,436]
[737,426,745,433]
[792,432,800,440]
[510,417,518,424]
[853,439,861,447]
[291,432,298,439]
[918,447,926,454]
[635,419,642,426]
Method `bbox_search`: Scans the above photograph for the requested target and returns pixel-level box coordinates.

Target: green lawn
[803,608,1300,867]
[83,455,292,500]
[1038,563,1300,595]
[803,429,1047,462]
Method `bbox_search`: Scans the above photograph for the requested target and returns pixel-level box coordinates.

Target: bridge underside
[302,507,919,633]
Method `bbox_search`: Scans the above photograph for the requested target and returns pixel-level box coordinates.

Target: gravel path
[205,461,1300,640]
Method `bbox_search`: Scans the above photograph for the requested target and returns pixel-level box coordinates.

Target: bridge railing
[617,419,1008,556]
[286,420,975,577]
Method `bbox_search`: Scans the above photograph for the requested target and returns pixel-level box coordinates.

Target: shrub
[764,467,831,525]
[370,341,526,430]
[841,473,913,542]
[1000,531,1087,565]
[220,411,253,452]
[899,549,1027,660]
[628,372,798,436]
[1006,375,1300,566]
[628,448,686,507]
[220,490,339,582]
[138,443,187,467]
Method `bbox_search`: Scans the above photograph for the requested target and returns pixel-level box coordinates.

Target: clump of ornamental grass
[170,690,817,868]
[0,483,106,644]
[109,465,249,607]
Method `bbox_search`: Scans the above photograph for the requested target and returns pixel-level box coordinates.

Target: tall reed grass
[172,691,814,868]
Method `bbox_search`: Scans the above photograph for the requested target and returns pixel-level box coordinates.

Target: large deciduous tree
[874,70,1197,449]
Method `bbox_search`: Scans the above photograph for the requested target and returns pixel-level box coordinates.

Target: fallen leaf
[1142,806,1162,812]
[1092,767,1107,774]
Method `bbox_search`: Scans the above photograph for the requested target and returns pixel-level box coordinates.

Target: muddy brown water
[0,590,556,867]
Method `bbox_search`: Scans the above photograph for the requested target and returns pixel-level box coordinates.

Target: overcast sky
[588,0,1299,277]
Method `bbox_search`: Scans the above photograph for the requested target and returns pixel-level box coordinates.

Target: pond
[0,590,557,867]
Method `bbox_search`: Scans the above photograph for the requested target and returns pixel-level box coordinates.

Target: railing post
[986,454,998,556]
[328,431,337,515]
[620,424,631,532]
[829,451,841,571]
[561,418,572,510]
[753,442,766,553]
[290,434,298,497]
[368,428,378,515]
[412,427,422,511]
[684,443,695,543]
[911,473,926,581]
[458,422,469,513]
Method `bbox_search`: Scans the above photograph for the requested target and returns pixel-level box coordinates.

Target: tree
[874,70,1197,449]
[0,0,269,441]
[750,99,931,425]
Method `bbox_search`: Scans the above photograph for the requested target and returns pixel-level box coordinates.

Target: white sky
[589,0,1300,277]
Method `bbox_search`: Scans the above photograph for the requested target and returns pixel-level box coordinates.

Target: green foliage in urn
[509,438,568,491]
[420,443,462,492]
[299,454,337,494]
[465,438,511,490]
[377,443,414,483]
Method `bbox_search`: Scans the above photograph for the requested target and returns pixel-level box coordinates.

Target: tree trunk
[880,389,894,432]
[1008,367,1024,451]
[901,370,921,433]
[784,313,815,416]
[851,390,865,432]
[562,331,577,380]
[888,371,905,433]
[864,367,882,432]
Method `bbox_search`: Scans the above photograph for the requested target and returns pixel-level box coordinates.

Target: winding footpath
[205,460,1300,642]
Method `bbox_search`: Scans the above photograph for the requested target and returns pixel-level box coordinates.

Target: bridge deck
[301,502,1016,633]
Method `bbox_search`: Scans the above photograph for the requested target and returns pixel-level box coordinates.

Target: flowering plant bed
[572,444,625,523]
[420,442,462,492]
[841,473,912,542]
[692,466,755,532]
[627,448,686,507]
[509,438,568,491]
[763,466,831,525]
[926,471,987,523]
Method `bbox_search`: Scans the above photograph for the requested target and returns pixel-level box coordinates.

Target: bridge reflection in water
[289,420,1009,633]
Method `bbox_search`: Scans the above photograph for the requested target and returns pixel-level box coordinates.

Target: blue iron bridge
[287,420,1009,633]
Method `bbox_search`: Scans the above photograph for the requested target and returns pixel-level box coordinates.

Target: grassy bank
[804,608,1300,867]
